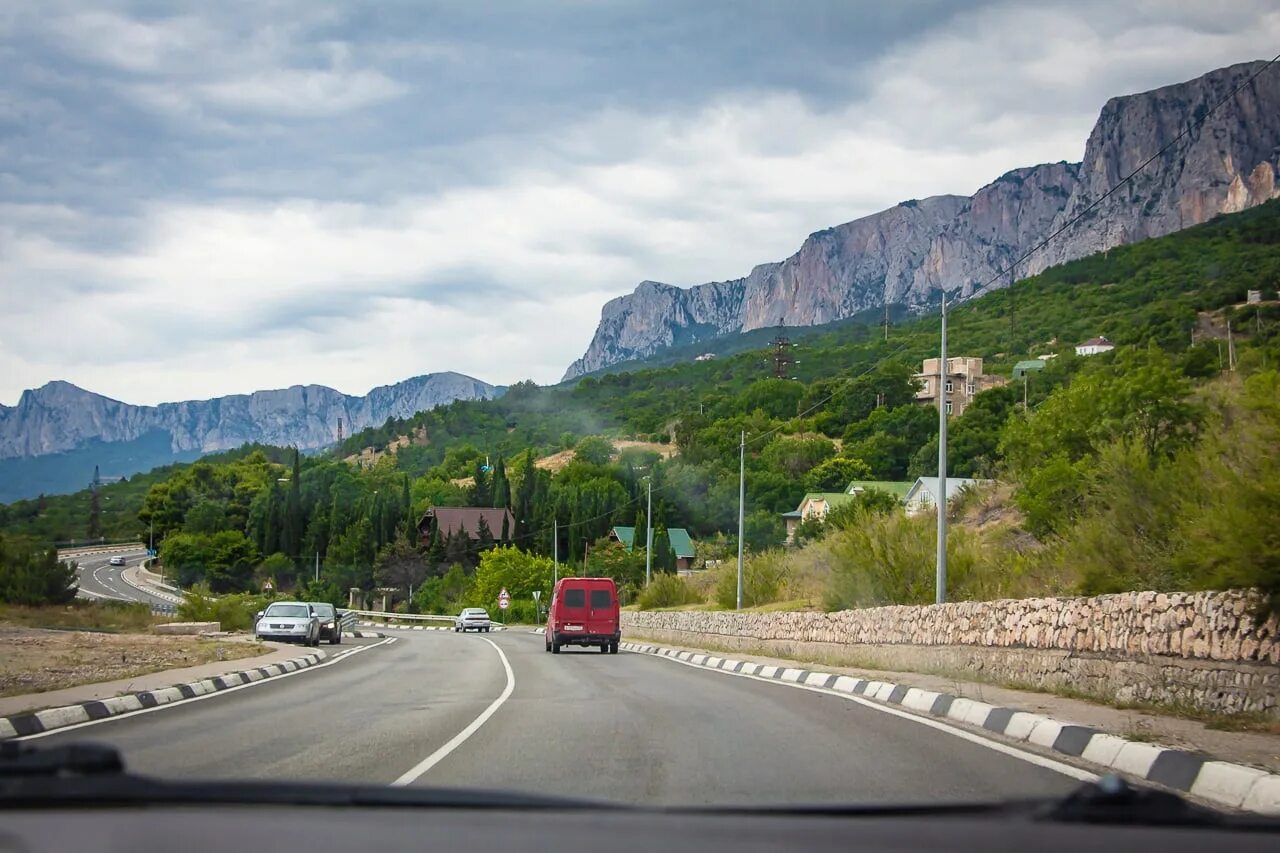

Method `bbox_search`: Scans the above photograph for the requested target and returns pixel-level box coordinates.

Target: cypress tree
[492,456,509,509]
[471,459,491,507]
[476,516,495,553]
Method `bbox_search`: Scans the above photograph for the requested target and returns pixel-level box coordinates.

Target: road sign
[263,580,274,591]
[498,587,510,610]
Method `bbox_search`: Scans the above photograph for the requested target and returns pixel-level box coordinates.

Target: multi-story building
[912,357,1007,417]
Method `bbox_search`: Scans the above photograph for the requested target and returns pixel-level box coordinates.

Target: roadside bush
[177,584,276,632]
[0,599,154,632]
[0,535,78,606]
[636,574,702,610]
[714,550,788,609]
[821,510,994,610]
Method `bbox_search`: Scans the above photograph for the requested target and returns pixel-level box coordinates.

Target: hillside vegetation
[3,200,1280,614]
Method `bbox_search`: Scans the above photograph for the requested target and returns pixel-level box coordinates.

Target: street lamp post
[644,476,653,587]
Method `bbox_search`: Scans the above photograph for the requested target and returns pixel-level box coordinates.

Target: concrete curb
[357,621,505,632]
[0,650,327,741]
[618,641,1280,815]
[351,630,385,639]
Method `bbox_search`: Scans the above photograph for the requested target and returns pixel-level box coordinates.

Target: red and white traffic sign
[498,587,510,610]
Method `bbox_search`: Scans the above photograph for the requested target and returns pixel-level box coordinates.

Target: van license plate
[565,624,583,632]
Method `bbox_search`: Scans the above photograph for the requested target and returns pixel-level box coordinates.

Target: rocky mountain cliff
[565,60,1280,379]
[0,372,499,461]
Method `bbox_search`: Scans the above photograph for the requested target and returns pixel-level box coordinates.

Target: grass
[0,600,164,633]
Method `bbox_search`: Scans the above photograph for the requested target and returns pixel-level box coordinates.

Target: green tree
[470,546,554,606]
[760,436,836,479]
[184,500,227,535]
[804,456,872,492]
[470,459,492,507]
[257,552,295,588]
[492,456,509,508]
[573,435,615,466]
[374,535,430,596]
[744,509,785,552]
[0,535,78,605]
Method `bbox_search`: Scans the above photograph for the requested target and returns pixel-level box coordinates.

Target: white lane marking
[16,637,397,741]
[391,636,515,786]
[635,647,1098,783]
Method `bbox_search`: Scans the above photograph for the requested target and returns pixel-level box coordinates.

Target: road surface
[68,548,178,612]
[28,629,1080,806]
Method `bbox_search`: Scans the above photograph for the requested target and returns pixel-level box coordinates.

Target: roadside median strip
[0,649,326,741]
[357,620,505,632]
[617,640,1280,815]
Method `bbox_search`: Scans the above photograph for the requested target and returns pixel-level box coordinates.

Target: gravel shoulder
[0,624,264,699]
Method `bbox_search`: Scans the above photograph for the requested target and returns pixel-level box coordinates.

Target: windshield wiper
[2,742,1274,829]
[0,740,124,777]
[1037,775,1236,827]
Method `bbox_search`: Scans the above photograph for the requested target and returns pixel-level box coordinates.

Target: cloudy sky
[3,1,1277,406]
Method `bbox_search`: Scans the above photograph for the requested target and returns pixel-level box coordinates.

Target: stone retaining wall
[621,590,1280,716]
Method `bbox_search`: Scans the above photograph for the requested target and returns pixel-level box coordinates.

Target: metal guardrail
[346,609,454,623]
[338,610,358,631]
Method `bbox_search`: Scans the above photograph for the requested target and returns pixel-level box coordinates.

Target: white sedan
[255,602,320,646]
[455,608,491,633]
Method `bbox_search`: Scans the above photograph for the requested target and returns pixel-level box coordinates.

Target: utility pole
[645,478,653,587]
[1023,374,1028,412]
[1227,320,1236,372]
[583,540,589,577]
[314,552,320,583]
[736,430,745,610]
[883,302,889,341]
[553,519,559,586]
[936,293,949,605]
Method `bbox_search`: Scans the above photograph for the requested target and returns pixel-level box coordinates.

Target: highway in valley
[65,547,182,613]
[26,628,1083,807]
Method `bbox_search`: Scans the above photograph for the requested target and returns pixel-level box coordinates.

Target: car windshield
[2,1,1276,824]
[264,605,309,619]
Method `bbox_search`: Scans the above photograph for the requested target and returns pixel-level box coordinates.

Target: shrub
[636,574,702,610]
[714,550,788,609]
[178,584,276,632]
[0,535,78,606]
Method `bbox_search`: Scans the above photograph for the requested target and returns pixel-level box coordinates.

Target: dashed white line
[391,636,514,786]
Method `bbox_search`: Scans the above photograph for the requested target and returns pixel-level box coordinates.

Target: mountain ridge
[564,60,1280,379]
[0,371,501,462]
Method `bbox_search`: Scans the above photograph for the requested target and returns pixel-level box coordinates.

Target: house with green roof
[609,525,698,572]
[782,480,913,543]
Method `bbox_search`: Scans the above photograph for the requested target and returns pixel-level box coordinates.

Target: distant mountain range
[0,372,500,503]
[564,60,1280,379]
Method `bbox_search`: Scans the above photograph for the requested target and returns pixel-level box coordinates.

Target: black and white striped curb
[0,650,325,741]
[351,630,385,638]
[358,621,505,632]
[619,641,1280,815]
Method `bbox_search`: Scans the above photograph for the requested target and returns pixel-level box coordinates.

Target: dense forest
[3,200,1280,614]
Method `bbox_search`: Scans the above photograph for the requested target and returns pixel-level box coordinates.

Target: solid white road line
[391,636,515,786]
[640,647,1099,784]
[16,637,397,741]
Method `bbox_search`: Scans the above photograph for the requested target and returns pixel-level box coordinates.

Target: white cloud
[4,1,1279,407]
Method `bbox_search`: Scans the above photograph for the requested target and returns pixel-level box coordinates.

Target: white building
[1075,336,1115,357]
[903,477,989,516]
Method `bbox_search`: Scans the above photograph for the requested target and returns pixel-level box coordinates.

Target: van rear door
[557,583,589,634]
[584,579,618,638]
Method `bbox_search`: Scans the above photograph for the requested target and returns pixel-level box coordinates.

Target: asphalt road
[68,548,177,611]
[30,630,1081,807]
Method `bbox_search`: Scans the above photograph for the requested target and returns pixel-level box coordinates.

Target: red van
[545,577,620,654]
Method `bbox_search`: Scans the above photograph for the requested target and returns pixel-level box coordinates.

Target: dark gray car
[310,602,342,645]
